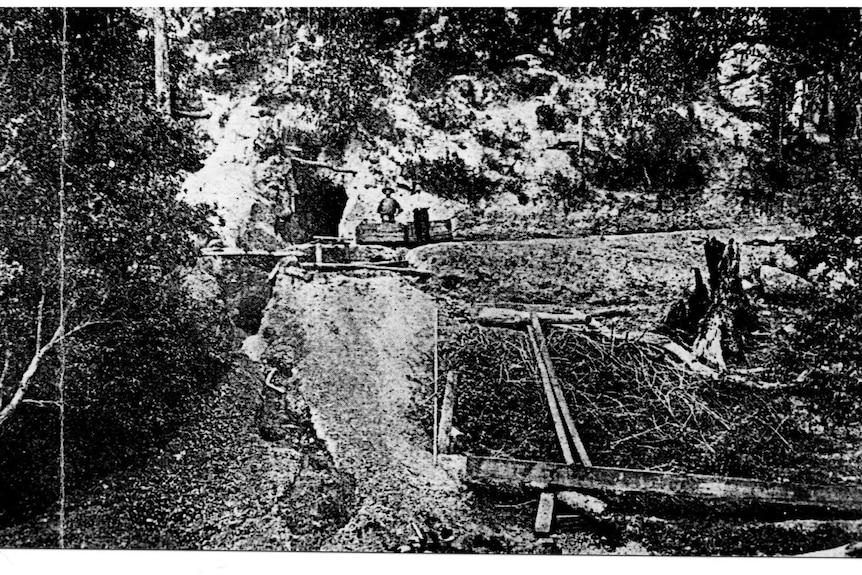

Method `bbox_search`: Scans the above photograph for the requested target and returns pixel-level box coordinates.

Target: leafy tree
[0,8,231,519]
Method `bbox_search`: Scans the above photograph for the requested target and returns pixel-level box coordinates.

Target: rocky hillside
[172,8,816,249]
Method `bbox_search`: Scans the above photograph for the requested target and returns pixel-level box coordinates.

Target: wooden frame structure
[460,305,862,535]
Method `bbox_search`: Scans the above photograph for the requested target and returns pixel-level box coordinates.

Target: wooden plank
[526,319,575,465]
[534,492,555,535]
[429,220,453,241]
[437,372,457,455]
[299,262,433,277]
[405,220,453,244]
[479,302,630,318]
[530,314,592,467]
[355,222,408,245]
[460,456,862,513]
[312,235,347,243]
[200,247,304,258]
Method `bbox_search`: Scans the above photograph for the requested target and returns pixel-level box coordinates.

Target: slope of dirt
[259,268,651,553]
[409,225,804,331]
[273,271,471,551]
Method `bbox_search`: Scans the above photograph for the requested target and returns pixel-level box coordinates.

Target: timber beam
[449,455,862,513]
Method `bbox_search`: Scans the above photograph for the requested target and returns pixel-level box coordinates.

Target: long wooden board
[455,455,862,513]
[529,314,592,467]
[526,319,575,465]
[299,262,434,277]
[355,222,408,245]
[200,247,305,258]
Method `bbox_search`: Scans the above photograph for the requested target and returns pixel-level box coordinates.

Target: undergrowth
[438,323,843,483]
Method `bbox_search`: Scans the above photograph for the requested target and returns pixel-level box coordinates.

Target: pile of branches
[548,328,816,479]
[439,324,830,482]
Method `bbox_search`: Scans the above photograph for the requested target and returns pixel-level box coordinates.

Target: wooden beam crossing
[526,318,575,465]
[456,455,862,513]
[528,313,592,467]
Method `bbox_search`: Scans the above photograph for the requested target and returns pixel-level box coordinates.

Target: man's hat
[382,186,395,194]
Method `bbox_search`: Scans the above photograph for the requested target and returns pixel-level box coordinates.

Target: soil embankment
[263,271,471,551]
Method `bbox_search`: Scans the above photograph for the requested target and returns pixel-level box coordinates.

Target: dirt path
[284,272,474,551]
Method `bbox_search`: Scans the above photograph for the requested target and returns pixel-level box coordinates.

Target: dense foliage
[0,9,231,520]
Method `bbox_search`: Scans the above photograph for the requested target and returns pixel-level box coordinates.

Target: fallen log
[444,455,862,513]
[477,307,590,327]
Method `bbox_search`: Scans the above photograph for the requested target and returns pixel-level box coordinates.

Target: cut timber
[526,318,575,465]
[535,492,556,535]
[299,262,433,277]
[456,456,862,513]
[478,307,590,327]
[405,219,453,244]
[200,247,305,258]
[528,314,592,467]
[437,372,457,455]
[355,221,408,245]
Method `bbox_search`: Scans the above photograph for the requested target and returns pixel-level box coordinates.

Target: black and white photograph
[2,5,862,559]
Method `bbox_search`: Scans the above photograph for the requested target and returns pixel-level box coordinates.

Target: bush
[546,171,592,212]
[780,154,862,426]
[589,110,706,199]
[0,9,233,523]
[416,97,476,133]
[535,104,567,132]
[404,153,499,204]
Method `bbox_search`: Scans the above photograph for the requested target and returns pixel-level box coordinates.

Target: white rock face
[717,42,771,111]
[180,95,264,248]
[758,265,815,300]
[241,334,267,362]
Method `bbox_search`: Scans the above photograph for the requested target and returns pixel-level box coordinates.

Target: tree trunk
[153,7,171,117]
[665,237,755,371]
[691,238,752,370]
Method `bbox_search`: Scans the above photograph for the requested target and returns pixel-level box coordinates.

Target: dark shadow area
[277,168,348,244]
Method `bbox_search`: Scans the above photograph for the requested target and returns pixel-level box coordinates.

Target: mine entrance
[279,167,348,243]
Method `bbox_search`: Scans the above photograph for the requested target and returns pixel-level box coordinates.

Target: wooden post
[314,242,323,265]
[152,7,171,117]
[577,116,584,159]
[433,309,439,465]
[534,492,555,535]
[287,44,297,84]
[437,371,457,455]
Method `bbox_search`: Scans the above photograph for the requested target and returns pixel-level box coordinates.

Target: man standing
[377,187,402,223]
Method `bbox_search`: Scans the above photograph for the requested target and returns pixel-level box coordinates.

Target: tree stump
[664,237,756,370]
